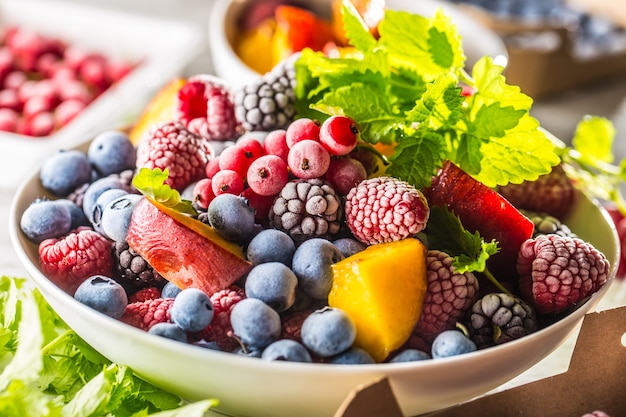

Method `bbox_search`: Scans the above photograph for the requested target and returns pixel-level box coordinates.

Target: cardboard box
[457,5,626,100]
[332,306,626,417]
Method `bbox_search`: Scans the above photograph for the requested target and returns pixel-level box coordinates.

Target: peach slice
[329,238,428,362]
[129,78,186,145]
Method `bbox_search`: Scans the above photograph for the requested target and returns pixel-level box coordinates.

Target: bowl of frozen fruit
[209,0,508,88]
[10,4,619,417]
[0,0,203,189]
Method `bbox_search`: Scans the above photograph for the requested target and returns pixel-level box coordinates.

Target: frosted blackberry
[234,56,297,132]
[269,178,343,242]
[468,293,538,349]
[111,241,166,290]
[522,210,577,239]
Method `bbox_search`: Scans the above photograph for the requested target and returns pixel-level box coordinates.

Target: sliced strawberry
[423,160,534,281]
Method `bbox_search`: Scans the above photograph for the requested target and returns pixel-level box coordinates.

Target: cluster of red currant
[193,115,378,221]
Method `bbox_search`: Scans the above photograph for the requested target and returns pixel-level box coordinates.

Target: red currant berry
[285,117,320,148]
[211,169,245,196]
[263,129,289,162]
[205,156,221,179]
[219,137,264,178]
[247,154,289,196]
[287,139,330,179]
[54,99,86,127]
[0,108,19,132]
[319,115,359,156]
[242,187,275,224]
[193,178,216,210]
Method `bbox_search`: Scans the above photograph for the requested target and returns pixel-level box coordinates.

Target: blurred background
[61,0,626,155]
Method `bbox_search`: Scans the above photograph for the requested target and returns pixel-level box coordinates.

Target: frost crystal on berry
[345,176,430,245]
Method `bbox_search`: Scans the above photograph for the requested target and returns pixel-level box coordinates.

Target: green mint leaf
[379,9,465,79]
[470,102,525,138]
[341,0,377,52]
[572,115,616,164]
[424,206,499,273]
[386,131,447,188]
[132,168,197,216]
[311,82,405,144]
[406,72,463,129]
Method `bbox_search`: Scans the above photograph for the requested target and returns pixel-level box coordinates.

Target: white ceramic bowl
[208,0,508,89]
[9,138,619,417]
[0,0,203,190]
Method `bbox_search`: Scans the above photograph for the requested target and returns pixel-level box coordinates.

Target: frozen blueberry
[20,198,72,244]
[389,349,431,363]
[56,198,90,229]
[40,149,92,197]
[300,307,356,357]
[91,188,128,234]
[101,194,142,242]
[327,347,375,364]
[74,275,128,319]
[230,298,281,349]
[292,238,344,299]
[170,288,214,333]
[82,176,131,225]
[245,262,298,312]
[431,330,477,359]
[148,322,187,343]
[207,194,256,242]
[88,130,137,177]
[261,339,312,362]
[246,229,295,266]
[332,237,366,258]
[161,281,182,299]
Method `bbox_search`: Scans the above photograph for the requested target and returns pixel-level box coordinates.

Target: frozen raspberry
[280,309,313,342]
[39,226,113,295]
[136,121,211,191]
[174,75,241,141]
[194,286,245,351]
[517,234,610,315]
[410,250,479,347]
[128,286,162,303]
[344,176,430,245]
[497,163,575,220]
[468,292,538,349]
[581,412,611,417]
[120,297,174,331]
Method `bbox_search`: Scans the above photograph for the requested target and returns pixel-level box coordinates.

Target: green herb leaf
[296,8,561,189]
[132,168,197,216]
[424,206,499,273]
[0,276,215,417]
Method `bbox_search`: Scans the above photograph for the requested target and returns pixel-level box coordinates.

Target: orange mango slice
[236,17,277,75]
[329,238,428,362]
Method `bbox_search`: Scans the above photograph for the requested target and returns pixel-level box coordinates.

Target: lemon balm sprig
[295,0,561,191]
